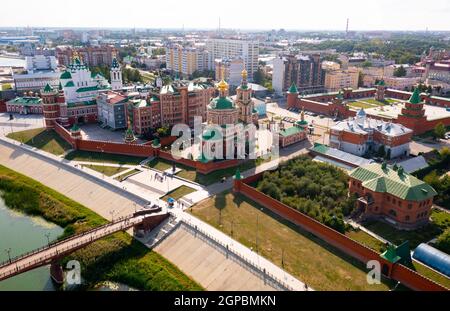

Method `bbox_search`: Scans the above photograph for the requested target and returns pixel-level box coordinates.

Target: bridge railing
[177,216,296,291]
[0,220,139,280]
[0,214,137,269]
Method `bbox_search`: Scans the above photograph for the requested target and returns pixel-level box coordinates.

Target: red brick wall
[235,177,447,291]
[54,123,75,147]
[76,139,154,157]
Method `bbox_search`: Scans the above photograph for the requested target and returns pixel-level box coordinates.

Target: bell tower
[236,69,255,124]
[110,52,122,91]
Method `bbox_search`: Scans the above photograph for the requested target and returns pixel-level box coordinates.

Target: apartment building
[206,38,259,80]
[324,68,359,91]
[165,44,209,77]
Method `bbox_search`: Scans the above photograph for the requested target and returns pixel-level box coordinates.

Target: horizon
[1,0,450,31]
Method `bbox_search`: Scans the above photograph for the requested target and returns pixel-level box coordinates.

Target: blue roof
[167,197,175,203]
[412,243,450,277]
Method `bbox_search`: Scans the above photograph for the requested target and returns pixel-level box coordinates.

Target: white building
[330,109,413,158]
[272,56,285,95]
[13,55,59,93]
[215,58,245,86]
[59,53,110,104]
[206,38,259,80]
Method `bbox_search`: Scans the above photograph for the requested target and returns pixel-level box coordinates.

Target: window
[405,216,410,221]
[408,203,412,209]
[387,196,390,202]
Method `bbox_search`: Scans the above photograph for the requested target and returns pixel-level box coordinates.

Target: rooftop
[7,96,42,106]
[349,163,437,201]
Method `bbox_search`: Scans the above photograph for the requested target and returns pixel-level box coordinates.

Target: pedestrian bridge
[0,208,167,284]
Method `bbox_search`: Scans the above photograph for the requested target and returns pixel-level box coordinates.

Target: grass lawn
[346,229,386,253]
[83,165,129,177]
[189,190,394,291]
[147,157,263,186]
[0,164,202,291]
[114,169,141,181]
[362,99,390,106]
[7,128,72,155]
[347,101,376,109]
[362,209,450,250]
[161,185,196,201]
[65,150,147,165]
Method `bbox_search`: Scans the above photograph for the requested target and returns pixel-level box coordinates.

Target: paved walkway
[0,136,309,291]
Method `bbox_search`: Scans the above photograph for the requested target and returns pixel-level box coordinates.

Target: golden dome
[218,79,228,92]
[241,68,248,78]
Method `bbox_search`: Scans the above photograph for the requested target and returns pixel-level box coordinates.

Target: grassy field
[362,99,392,106]
[83,164,129,177]
[347,101,375,109]
[190,190,394,291]
[7,128,72,155]
[0,164,202,291]
[65,150,146,165]
[161,185,196,201]
[114,169,141,181]
[362,209,450,249]
[147,157,263,186]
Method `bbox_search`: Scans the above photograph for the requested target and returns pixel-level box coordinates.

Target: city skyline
[2,0,450,31]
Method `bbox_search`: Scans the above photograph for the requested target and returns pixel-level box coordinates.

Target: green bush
[256,156,355,233]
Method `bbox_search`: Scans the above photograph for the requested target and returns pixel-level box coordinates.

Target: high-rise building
[206,38,259,80]
[56,45,118,67]
[272,54,325,95]
[215,58,245,86]
[165,44,209,78]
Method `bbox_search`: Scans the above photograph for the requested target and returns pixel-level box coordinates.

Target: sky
[2,0,450,31]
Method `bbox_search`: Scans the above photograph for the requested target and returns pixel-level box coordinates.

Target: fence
[176,215,297,291]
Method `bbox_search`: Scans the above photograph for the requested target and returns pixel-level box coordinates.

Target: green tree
[434,228,450,254]
[253,69,265,85]
[433,122,446,140]
[393,65,407,77]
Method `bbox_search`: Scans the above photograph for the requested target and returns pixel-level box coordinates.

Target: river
[0,198,63,291]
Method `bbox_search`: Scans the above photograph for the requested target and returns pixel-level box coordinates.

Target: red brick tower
[397,88,426,134]
[286,83,298,109]
[41,84,60,129]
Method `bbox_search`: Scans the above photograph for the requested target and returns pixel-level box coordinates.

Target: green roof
[65,81,75,87]
[280,126,304,137]
[311,142,329,154]
[67,100,97,108]
[7,97,42,106]
[209,96,235,110]
[381,245,401,263]
[43,83,54,93]
[288,83,298,94]
[58,82,63,91]
[70,124,80,132]
[76,86,99,93]
[111,57,120,69]
[349,163,437,201]
[60,71,72,79]
[197,152,210,163]
[408,88,421,104]
[152,138,160,147]
[234,168,242,180]
[376,79,385,86]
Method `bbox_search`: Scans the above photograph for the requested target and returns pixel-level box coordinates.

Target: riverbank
[0,164,203,291]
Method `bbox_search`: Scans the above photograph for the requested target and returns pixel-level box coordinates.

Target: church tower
[236,69,255,124]
[41,84,60,129]
[110,52,122,91]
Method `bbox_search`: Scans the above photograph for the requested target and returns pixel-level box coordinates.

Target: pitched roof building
[349,162,437,230]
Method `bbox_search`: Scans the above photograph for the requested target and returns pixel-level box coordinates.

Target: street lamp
[256,208,263,253]
[4,248,11,263]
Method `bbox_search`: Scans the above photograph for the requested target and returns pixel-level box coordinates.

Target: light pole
[281,248,285,268]
[5,248,11,263]
[45,233,51,245]
[256,208,263,253]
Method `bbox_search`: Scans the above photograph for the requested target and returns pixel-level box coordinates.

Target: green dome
[43,83,54,93]
[209,96,235,110]
[60,71,72,79]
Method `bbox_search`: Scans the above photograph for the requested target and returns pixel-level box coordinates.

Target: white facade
[206,39,259,80]
[272,56,285,95]
[25,55,57,72]
[13,71,60,92]
[215,58,245,86]
[165,44,209,77]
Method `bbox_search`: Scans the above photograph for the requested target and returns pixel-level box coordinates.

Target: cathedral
[42,52,122,128]
[202,69,259,160]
